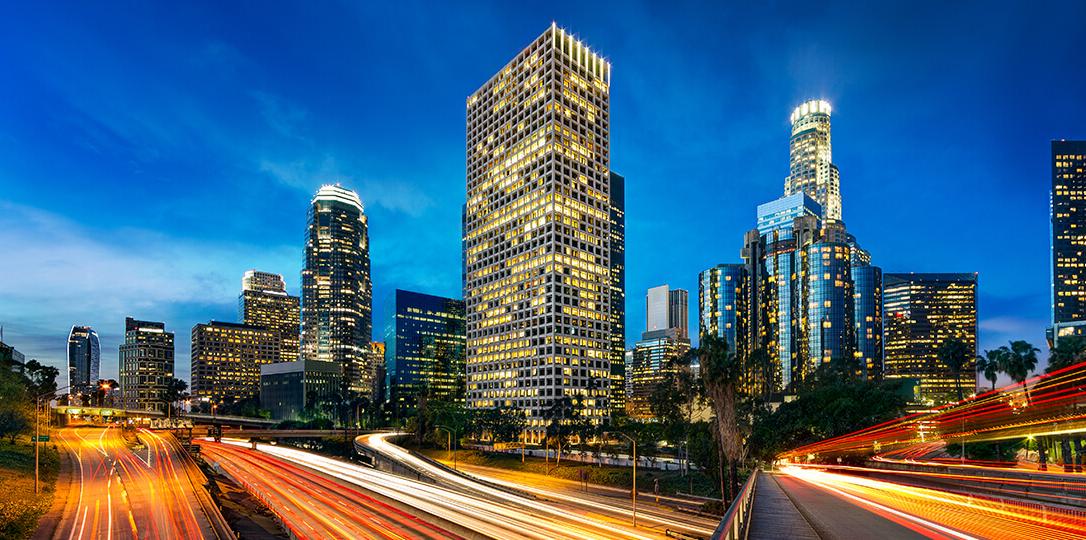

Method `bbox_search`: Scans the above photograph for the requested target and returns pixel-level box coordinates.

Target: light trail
[780,465,1086,539]
[202,441,460,540]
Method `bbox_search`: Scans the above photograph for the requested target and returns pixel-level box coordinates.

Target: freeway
[50,426,226,540]
[201,441,460,539]
[214,437,676,539]
[773,465,1086,539]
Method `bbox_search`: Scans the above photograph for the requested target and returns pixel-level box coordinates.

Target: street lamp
[435,425,458,470]
[35,384,72,494]
[605,431,637,527]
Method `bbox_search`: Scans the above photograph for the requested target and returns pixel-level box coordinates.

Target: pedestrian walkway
[748,472,820,539]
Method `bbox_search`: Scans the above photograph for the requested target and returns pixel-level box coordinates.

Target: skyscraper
[119,317,174,413]
[301,184,375,398]
[389,290,466,418]
[852,253,883,379]
[1051,140,1086,336]
[191,321,279,408]
[67,325,100,397]
[698,264,746,353]
[883,273,978,407]
[609,171,627,417]
[629,284,691,418]
[240,270,300,363]
[785,99,841,221]
[464,24,612,437]
[646,285,688,339]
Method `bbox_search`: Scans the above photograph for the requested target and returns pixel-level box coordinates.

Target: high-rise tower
[119,317,174,412]
[464,24,612,437]
[240,270,300,363]
[1051,140,1086,332]
[785,100,841,221]
[67,325,100,397]
[608,171,626,416]
[301,184,375,397]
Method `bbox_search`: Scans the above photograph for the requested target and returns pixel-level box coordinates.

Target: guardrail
[711,469,759,540]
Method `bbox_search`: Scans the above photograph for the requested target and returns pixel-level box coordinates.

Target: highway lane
[201,441,461,540]
[52,426,222,540]
[446,461,719,538]
[223,437,668,539]
[777,465,1086,540]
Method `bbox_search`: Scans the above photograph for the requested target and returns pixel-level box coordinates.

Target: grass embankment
[0,437,59,539]
[415,446,723,502]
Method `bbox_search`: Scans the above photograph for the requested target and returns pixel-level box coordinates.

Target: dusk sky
[2,1,1084,383]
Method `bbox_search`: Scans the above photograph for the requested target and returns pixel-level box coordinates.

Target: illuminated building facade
[464,24,612,438]
[240,270,300,363]
[119,317,174,413]
[1051,140,1086,332]
[698,264,746,354]
[884,273,978,407]
[191,321,279,407]
[609,171,626,416]
[629,284,691,418]
[785,99,841,222]
[301,184,375,398]
[852,257,883,379]
[805,222,855,370]
[389,290,466,418]
[646,285,688,339]
[67,325,100,397]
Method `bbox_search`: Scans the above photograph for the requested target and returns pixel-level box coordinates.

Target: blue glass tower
[698,264,746,354]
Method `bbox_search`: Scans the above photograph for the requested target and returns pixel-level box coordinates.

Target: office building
[301,184,375,398]
[240,270,300,363]
[389,290,466,418]
[884,273,978,407]
[191,321,279,407]
[1051,140,1086,334]
[609,171,627,416]
[646,285,688,339]
[119,317,174,413]
[805,222,856,368]
[852,260,883,379]
[1,338,26,373]
[699,264,746,353]
[785,99,841,221]
[464,24,612,438]
[67,326,100,397]
[260,359,342,421]
[629,285,691,419]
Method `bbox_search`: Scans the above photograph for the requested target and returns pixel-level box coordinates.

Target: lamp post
[606,431,637,527]
[35,384,72,494]
[435,425,458,470]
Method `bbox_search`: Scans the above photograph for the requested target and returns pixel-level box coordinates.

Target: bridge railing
[711,469,759,540]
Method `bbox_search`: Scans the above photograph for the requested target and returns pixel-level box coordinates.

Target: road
[774,465,1086,540]
[201,440,460,539]
[445,461,718,538]
[51,426,225,540]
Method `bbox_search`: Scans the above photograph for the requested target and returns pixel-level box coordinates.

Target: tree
[543,396,582,467]
[95,379,119,407]
[937,338,972,402]
[694,333,746,502]
[0,370,31,443]
[1000,341,1039,395]
[165,378,188,416]
[976,349,1003,391]
[478,405,527,444]
[23,360,59,399]
[1047,336,1086,374]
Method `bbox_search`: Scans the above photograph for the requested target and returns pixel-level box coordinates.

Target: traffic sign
[32,435,50,442]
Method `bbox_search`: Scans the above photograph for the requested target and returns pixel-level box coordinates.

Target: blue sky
[1,1,1083,384]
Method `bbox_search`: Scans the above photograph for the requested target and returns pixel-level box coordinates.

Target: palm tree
[975,349,1003,391]
[1047,336,1086,374]
[937,338,972,401]
[1001,340,1040,391]
[694,333,746,502]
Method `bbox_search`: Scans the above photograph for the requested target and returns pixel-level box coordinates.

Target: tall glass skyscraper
[240,270,300,363]
[609,171,626,416]
[698,264,746,353]
[464,24,612,437]
[301,184,375,398]
[852,262,883,379]
[1051,140,1086,334]
[119,317,174,413]
[67,325,100,397]
[884,273,978,408]
[389,290,466,418]
[785,99,841,221]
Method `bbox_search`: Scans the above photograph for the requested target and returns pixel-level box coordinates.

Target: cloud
[258,155,435,216]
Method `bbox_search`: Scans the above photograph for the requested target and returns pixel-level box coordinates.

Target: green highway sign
[32,435,50,442]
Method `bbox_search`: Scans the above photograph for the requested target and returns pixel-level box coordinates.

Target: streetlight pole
[607,431,637,528]
[435,425,457,470]
[35,384,72,494]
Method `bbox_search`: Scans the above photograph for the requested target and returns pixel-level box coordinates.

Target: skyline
[3,2,1086,383]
